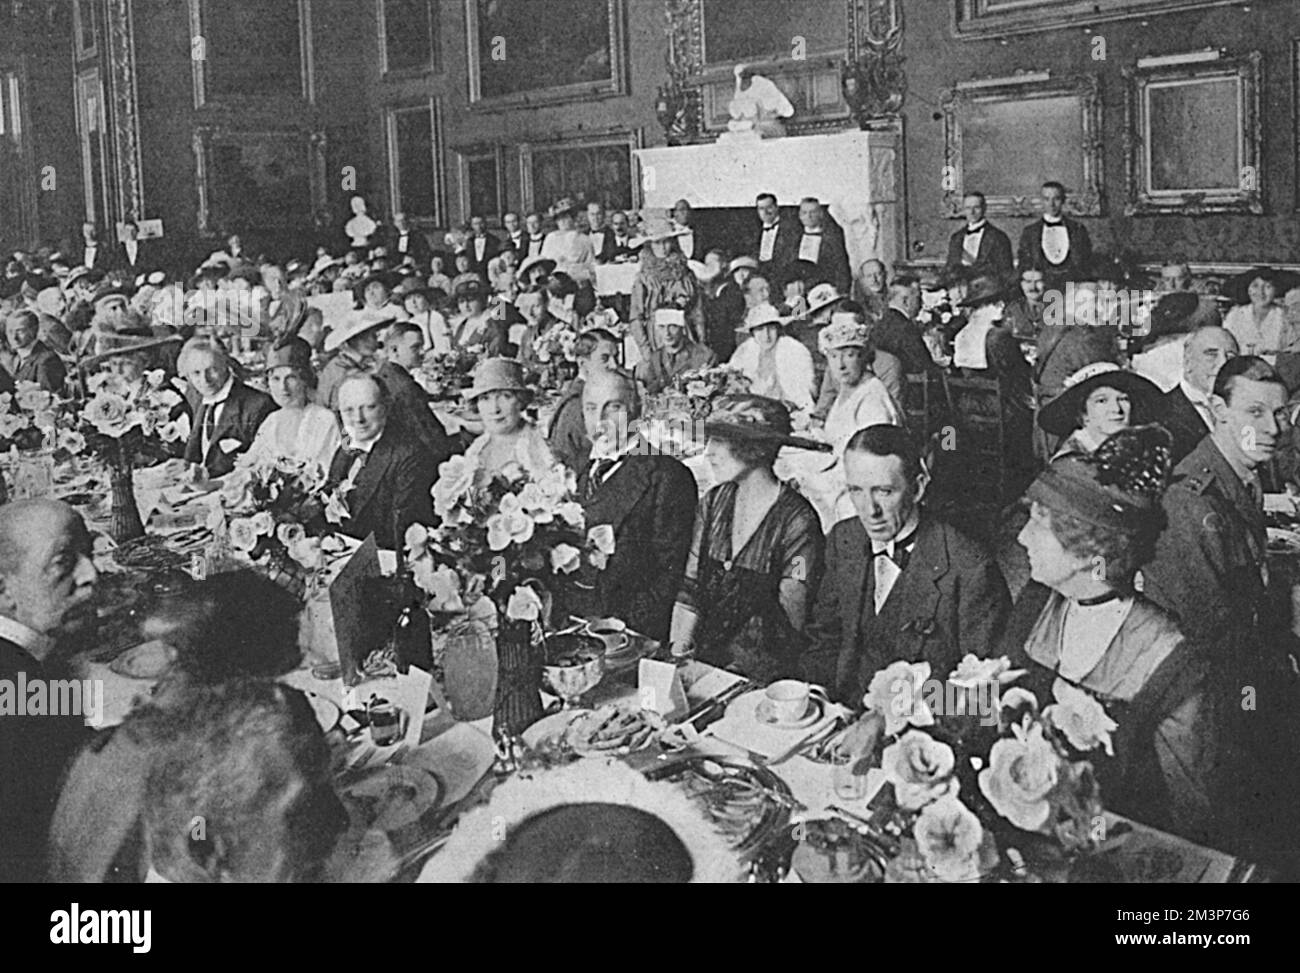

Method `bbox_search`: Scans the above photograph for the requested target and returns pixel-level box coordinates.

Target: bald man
[570,369,696,642]
[1164,326,1238,465]
[0,500,98,881]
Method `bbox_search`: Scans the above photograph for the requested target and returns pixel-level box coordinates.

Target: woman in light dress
[460,357,555,483]
[248,337,341,471]
[539,199,596,286]
[1222,267,1295,364]
[728,303,816,414]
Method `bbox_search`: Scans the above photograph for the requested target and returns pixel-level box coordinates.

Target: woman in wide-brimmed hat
[539,197,596,285]
[1003,424,1225,843]
[317,311,394,410]
[629,210,705,359]
[460,357,556,483]
[669,394,828,682]
[727,302,816,413]
[245,336,341,471]
[83,330,184,403]
[1221,266,1300,363]
[1039,361,1164,460]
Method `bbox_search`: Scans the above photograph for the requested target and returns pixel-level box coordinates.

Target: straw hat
[464,357,532,402]
[740,303,787,332]
[1037,362,1164,437]
[703,394,831,452]
[728,255,759,275]
[323,310,395,352]
[81,331,182,371]
[519,255,557,280]
[806,283,846,316]
[634,211,690,246]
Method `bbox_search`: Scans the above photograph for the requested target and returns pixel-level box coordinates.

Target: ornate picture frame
[192,126,327,236]
[941,74,1103,218]
[456,145,505,223]
[378,0,439,78]
[518,130,641,215]
[385,99,445,226]
[465,0,628,109]
[1123,52,1262,216]
[73,0,97,61]
[188,0,315,109]
[952,1,1239,39]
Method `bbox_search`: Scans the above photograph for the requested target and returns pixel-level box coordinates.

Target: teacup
[765,679,811,724]
[585,616,629,654]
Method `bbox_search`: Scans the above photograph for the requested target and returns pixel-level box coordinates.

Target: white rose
[505,585,543,622]
[948,654,1027,690]
[250,511,275,537]
[228,517,259,553]
[882,730,958,811]
[1044,679,1117,756]
[914,796,986,883]
[978,719,1060,832]
[550,543,581,574]
[863,661,935,736]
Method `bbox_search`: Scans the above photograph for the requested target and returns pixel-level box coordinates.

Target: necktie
[586,457,615,498]
[873,532,916,572]
[964,225,984,236]
[201,399,223,448]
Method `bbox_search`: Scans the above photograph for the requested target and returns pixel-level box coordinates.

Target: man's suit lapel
[586,458,652,534]
[347,435,395,523]
[857,518,948,670]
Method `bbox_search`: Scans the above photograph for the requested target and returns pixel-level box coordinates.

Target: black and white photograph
[0,0,1297,931]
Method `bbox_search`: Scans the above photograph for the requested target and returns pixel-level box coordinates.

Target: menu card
[332,534,382,686]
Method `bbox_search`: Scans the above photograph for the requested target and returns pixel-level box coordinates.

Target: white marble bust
[345,195,378,248]
[724,64,794,140]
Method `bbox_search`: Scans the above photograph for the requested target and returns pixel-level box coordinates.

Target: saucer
[756,695,822,729]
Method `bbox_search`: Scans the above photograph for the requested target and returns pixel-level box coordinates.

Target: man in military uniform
[1143,355,1298,868]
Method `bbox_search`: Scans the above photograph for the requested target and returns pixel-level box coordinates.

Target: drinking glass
[830,748,868,802]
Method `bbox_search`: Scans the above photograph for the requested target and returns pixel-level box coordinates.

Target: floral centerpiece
[416,347,483,401]
[74,371,191,542]
[917,288,960,368]
[214,453,350,598]
[856,655,1110,883]
[0,382,66,452]
[530,322,579,391]
[403,458,614,737]
[672,364,752,419]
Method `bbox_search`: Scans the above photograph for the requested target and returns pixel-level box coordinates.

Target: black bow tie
[872,531,916,570]
[1043,217,1064,226]
[964,224,985,235]
[803,230,821,236]
[762,224,778,233]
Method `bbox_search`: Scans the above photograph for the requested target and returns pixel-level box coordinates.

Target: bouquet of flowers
[214,453,350,592]
[417,347,483,400]
[404,458,612,628]
[917,288,960,367]
[856,656,1110,883]
[672,364,752,418]
[532,323,578,365]
[75,371,190,468]
[0,382,63,452]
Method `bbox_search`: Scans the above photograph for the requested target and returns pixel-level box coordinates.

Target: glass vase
[108,444,145,545]
[491,616,543,739]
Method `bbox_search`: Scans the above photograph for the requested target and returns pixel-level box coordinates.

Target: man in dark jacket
[179,337,275,478]
[1163,326,1238,465]
[6,309,66,393]
[802,424,1010,704]
[945,191,1014,283]
[570,370,696,643]
[375,320,456,468]
[1016,181,1093,288]
[753,192,801,287]
[874,278,933,376]
[327,375,436,550]
[0,500,98,882]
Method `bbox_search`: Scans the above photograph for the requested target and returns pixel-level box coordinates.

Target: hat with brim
[1147,291,1201,339]
[728,256,759,275]
[806,283,846,316]
[819,314,871,354]
[1222,266,1300,306]
[324,310,395,352]
[703,394,830,453]
[1037,362,1164,437]
[740,303,788,333]
[81,332,182,371]
[453,274,488,302]
[634,212,690,246]
[518,256,557,280]
[551,197,578,220]
[65,266,95,289]
[960,275,1014,308]
[463,357,532,403]
[264,336,315,376]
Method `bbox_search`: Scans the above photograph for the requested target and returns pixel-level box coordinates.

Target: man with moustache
[570,370,696,643]
[801,424,1010,704]
[0,500,99,881]
[1163,326,1239,465]
[1004,267,1048,342]
[944,191,1014,283]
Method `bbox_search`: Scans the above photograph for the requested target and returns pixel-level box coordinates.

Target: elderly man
[1016,181,1093,288]
[464,215,501,277]
[141,680,350,883]
[388,211,430,266]
[874,277,932,375]
[1163,326,1239,464]
[634,308,717,395]
[609,209,636,260]
[327,374,436,550]
[795,197,851,294]
[570,369,696,643]
[0,500,98,881]
[854,258,889,320]
[6,309,66,393]
[801,425,1010,704]
[945,191,1014,283]
[179,336,275,478]
[25,275,73,356]
[586,202,618,264]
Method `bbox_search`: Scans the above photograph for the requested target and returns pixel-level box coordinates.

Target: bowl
[541,634,606,708]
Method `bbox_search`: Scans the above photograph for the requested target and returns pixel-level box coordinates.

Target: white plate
[340,765,443,833]
[521,709,588,749]
[755,695,824,730]
[407,722,497,807]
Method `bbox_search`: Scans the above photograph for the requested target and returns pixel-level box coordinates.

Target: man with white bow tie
[1016,181,1093,288]
[944,191,1013,283]
[801,424,1010,704]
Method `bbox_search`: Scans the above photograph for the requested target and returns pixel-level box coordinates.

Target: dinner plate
[108,640,176,680]
[520,709,588,750]
[306,692,342,734]
[340,765,444,833]
[755,695,824,729]
[1266,526,1300,554]
[407,722,496,807]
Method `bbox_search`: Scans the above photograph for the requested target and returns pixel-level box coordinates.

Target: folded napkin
[708,689,845,761]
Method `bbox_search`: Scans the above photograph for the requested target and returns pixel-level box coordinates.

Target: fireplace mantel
[636,129,904,269]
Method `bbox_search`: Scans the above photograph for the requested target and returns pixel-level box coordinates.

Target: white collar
[1043,215,1065,226]
[0,614,55,661]
[966,220,987,232]
[344,432,381,454]
[15,343,36,360]
[869,510,920,558]
[202,375,235,407]
[1179,378,1212,407]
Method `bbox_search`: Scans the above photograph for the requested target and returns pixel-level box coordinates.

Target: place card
[637,658,688,721]
[332,533,382,686]
[388,666,433,751]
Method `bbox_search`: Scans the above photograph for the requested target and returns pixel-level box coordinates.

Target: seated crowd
[3,182,1300,881]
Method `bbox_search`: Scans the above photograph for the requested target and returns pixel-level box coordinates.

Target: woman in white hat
[539,199,596,286]
[817,314,903,458]
[317,311,391,411]
[462,357,556,483]
[246,337,341,470]
[727,303,816,413]
[629,211,705,359]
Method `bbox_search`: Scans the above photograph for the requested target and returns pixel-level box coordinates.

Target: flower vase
[108,445,145,545]
[255,549,310,600]
[491,617,543,739]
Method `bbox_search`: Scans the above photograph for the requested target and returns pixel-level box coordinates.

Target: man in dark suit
[387,212,431,267]
[945,192,1014,283]
[670,199,707,263]
[794,197,851,294]
[117,220,157,275]
[75,221,115,272]
[1164,326,1238,465]
[585,202,620,264]
[5,309,66,393]
[802,425,1010,704]
[1016,181,1093,288]
[753,192,800,286]
[179,336,276,478]
[464,215,501,276]
[375,320,457,467]
[571,370,696,643]
[874,277,933,376]
[501,212,541,261]
[327,375,437,551]
[0,500,98,881]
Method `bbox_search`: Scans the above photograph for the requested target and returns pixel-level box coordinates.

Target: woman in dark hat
[247,336,341,469]
[450,275,508,355]
[1002,425,1225,844]
[1039,361,1163,460]
[461,357,554,483]
[669,394,830,682]
[1221,266,1297,362]
[539,197,596,285]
